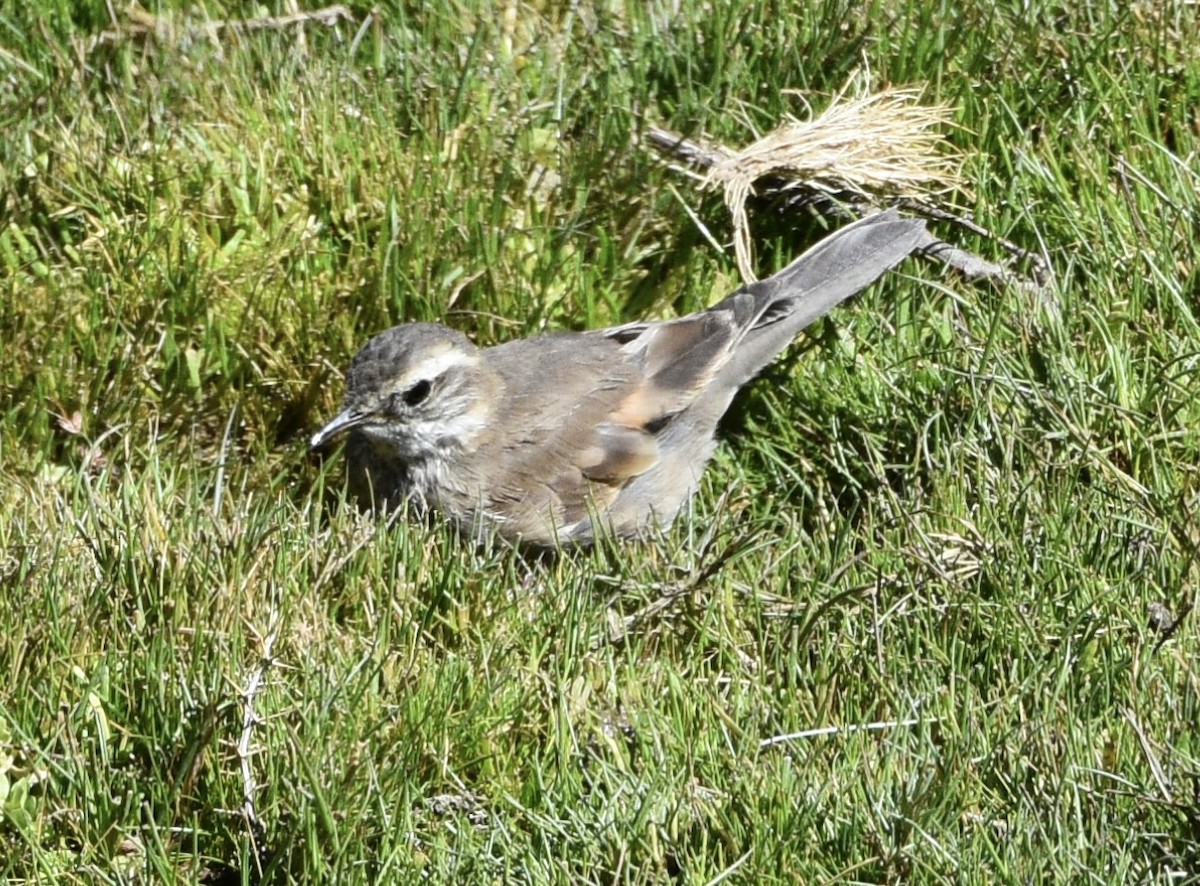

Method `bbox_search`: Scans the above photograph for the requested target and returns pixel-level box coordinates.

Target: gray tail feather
[717,208,929,391]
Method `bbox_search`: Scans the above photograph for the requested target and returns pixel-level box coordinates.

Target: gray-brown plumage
[311,209,927,547]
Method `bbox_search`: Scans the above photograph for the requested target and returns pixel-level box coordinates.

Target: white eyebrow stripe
[406,346,478,383]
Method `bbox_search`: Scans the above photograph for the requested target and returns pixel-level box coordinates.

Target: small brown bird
[311,210,926,547]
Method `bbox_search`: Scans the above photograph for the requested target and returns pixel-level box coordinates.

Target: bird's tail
[716,208,930,391]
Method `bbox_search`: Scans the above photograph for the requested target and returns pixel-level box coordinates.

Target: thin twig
[703,849,753,886]
[213,403,238,518]
[900,197,1050,285]
[1125,708,1173,803]
[596,526,756,649]
[348,6,379,57]
[238,625,279,879]
[760,717,928,749]
[667,183,727,254]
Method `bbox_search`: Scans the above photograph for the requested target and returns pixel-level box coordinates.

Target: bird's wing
[600,310,739,426]
[479,334,668,539]
[604,210,927,414]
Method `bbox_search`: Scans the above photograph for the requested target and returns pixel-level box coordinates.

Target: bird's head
[310,323,494,461]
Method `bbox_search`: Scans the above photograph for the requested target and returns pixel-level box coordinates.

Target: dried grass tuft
[705,85,966,281]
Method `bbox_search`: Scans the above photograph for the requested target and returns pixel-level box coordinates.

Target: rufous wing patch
[577,422,660,483]
[618,313,737,417]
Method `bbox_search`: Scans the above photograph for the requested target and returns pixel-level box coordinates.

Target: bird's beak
[310,407,371,451]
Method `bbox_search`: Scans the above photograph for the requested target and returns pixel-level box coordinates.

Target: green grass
[2,0,1199,881]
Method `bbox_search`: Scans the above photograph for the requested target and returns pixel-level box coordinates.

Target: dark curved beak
[310,408,370,451]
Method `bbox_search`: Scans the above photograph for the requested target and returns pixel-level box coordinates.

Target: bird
[310,209,927,548]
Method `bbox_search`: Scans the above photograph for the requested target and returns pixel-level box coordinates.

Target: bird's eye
[402,379,432,407]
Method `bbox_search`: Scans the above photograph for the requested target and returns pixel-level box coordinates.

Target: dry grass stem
[704,87,964,281]
[86,2,354,52]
